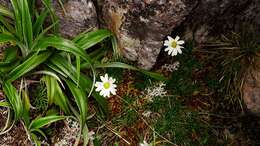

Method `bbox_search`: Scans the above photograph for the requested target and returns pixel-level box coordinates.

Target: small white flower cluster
[2,136,14,144]
[55,118,96,146]
[161,61,180,72]
[54,118,80,146]
[67,118,80,129]
[88,131,95,141]
[142,110,152,118]
[88,131,95,146]
[144,82,167,102]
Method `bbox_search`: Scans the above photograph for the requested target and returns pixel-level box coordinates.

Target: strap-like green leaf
[82,62,167,81]
[2,81,23,121]
[21,0,33,48]
[73,29,112,50]
[0,33,16,43]
[43,75,70,114]
[2,47,17,62]
[7,51,52,81]
[33,9,49,36]
[47,54,78,84]
[66,80,87,126]
[29,115,65,129]
[35,36,97,96]
[10,0,23,40]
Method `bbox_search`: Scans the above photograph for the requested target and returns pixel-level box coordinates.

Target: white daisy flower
[95,74,117,97]
[164,36,185,56]
[139,140,150,146]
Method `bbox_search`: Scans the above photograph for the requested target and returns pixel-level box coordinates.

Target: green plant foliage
[0,0,165,145]
[167,42,201,96]
[32,84,48,111]
[150,96,211,146]
[2,81,23,121]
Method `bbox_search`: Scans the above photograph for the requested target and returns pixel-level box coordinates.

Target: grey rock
[243,58,260,115]
[100,0,197,69]
[54,0,98,38]
[183,0,260,40]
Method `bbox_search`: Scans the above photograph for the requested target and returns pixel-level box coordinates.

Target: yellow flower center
[171,41,177,48]
[103,82,110,89]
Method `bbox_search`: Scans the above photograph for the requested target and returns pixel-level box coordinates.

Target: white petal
[95,82,102,87]
[99,90,105,96]
[177,40,184,45]
[168,49,172,55]
[175,36,180,41]
[109,77,116,83]
[111,84,117,88]
[164,40,169,44]
[167,36,173,41]
[172,49,178,56]
[95,86,103,92]
[177,48,182,54]
[164,42,170,47]
[100,90,108,97]
[100,75,106,82]
[104,90,111,97]
[111,90,116,95]
[164,47,170,52]
[101,74,109,82]
[95,82,103,91]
